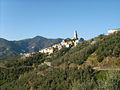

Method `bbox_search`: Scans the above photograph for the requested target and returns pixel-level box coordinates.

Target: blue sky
[0,0,120,40]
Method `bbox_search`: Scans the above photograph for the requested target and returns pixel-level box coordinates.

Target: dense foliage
[0,52,47,86]
[95,32,120,62]
[1,66,120,90]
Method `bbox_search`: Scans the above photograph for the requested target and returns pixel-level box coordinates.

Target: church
[61,30,81,47]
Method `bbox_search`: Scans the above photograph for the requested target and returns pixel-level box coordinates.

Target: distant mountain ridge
[0,36,62,59]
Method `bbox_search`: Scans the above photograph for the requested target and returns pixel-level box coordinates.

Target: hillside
[0,36,62,59]
[0,32,120,90]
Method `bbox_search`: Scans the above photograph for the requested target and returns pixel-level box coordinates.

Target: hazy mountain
[0,36,62,59]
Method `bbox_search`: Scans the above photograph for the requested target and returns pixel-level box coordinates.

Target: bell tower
[73,31,78,40]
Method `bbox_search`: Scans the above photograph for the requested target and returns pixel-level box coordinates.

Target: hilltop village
[39,31,83,54]
[21,29,120,58]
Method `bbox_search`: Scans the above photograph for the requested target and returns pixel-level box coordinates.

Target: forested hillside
[0,32,120,90]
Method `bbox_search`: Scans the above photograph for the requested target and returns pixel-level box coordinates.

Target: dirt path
[93,67,120,71]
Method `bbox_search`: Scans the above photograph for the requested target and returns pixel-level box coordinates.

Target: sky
[0,0,120,40]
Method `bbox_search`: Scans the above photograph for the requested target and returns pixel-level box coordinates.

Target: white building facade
[108,29,120,34]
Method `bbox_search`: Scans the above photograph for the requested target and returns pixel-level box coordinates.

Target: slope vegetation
[0,32,120,90]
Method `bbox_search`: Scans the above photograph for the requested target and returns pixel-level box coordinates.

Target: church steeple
[73,31,78,40]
